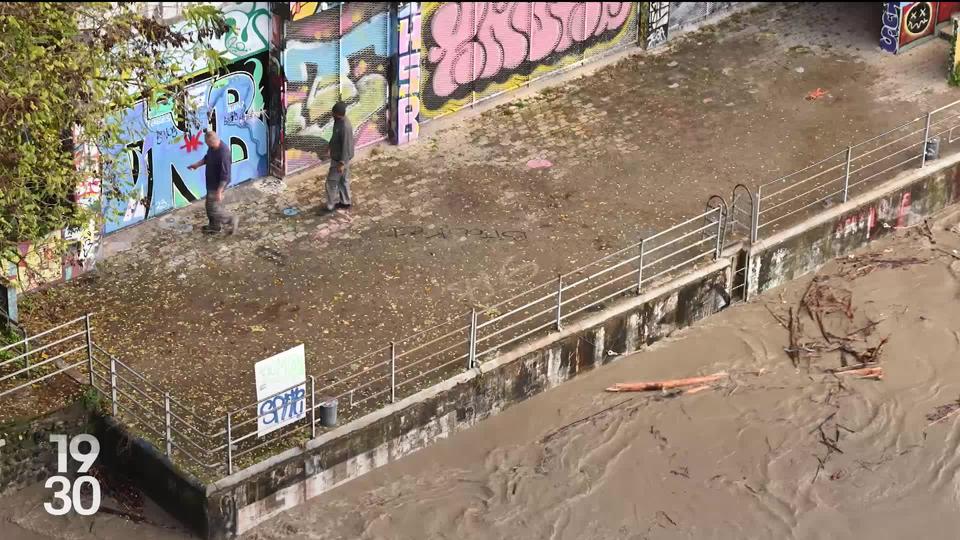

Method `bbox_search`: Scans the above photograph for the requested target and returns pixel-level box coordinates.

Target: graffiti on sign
[420,2,638,120]
[284,3,391,173]
[647,2,669,48]
[381,226,527,241]
[254,344,307,437]
[396,2,423,145]
[881,2,901,53]
[103,54,269,233]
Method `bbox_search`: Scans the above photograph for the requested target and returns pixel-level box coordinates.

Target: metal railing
[0,197,729,477]
[219,202,727,474]
[0,315,91,400]
[9,97,960,480]
[739,99,960,242]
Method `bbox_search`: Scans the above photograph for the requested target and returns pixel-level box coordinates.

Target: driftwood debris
[926,397,960,428]
[605,372,728,393]
[766,275,891,374]
[834,366,883,380]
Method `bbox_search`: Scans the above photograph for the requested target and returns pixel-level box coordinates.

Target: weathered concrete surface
[749,154,960,296]
[94,414,209,537]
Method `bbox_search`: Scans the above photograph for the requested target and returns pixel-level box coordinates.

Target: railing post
[23,334,30,379]
[750,186,762,244]
[390,342,396,403]
[842,146,852,202]
[468,309,477,369]
[555,275,563,331]
[109,357,118,416]
[309,375,317,439]
[226,412,233,475]
[84,314,94,387]
[714,207,724,259]
[164,392,172,457]
[636,239,645,295]
[922,111,933,168]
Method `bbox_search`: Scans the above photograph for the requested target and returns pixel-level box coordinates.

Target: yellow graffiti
[291,2,318,21]
[4,234,64,293]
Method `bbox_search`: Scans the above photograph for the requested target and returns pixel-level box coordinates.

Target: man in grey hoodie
[323,101,354,214]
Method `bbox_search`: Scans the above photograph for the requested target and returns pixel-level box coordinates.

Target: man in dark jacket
[323,101,354,214]
[188,130,239,234]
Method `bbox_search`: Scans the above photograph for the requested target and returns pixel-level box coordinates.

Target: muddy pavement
[17,3,958,425]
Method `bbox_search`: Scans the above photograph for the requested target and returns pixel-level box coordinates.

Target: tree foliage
[0,2,229,277]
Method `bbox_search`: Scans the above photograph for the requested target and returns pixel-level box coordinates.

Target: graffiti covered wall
[646,2,670,49]
[396,2,423,145]
[882,2,960,53]
[103,53,270,233]
[100,3,272,233]
[268,2,287,176]
[900,1,937,49]
[284,2,391,174]
[419,2,639,122]
[881,2,902,53]
[164,2,271,79]
[667,2,734,33]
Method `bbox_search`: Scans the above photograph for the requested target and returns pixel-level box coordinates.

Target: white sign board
[254,344,307,438]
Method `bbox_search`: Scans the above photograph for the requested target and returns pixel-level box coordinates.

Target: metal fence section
[87,345,222,473]
[0,315,91,400]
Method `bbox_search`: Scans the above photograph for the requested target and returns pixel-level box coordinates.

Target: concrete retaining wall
[748,156,960,296]
[95,414,209,536]
[0,400,92,495]
[205,259,735,538]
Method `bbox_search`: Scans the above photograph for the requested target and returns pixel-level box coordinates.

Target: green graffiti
[246,57,265,113]
[224,4,270,58]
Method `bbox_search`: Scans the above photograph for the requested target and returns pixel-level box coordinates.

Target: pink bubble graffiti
[426,2,632,99]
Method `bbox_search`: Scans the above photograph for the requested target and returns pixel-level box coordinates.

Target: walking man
[188,130,239,235]
[323,101,354,214]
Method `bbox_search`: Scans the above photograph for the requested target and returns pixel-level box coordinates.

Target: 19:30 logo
[44,434,101,516]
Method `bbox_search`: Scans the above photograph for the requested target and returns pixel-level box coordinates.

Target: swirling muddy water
[7,220,960,540]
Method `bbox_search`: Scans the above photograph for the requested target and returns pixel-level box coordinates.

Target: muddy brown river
[7,216,960,539]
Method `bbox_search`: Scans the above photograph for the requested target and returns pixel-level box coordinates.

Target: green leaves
[0,2,227,280]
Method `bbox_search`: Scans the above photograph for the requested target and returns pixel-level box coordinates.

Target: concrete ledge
[749,153,960,296]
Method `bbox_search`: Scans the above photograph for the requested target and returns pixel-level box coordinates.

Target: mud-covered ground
[11,3,959,429]
[8,179,960,539]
